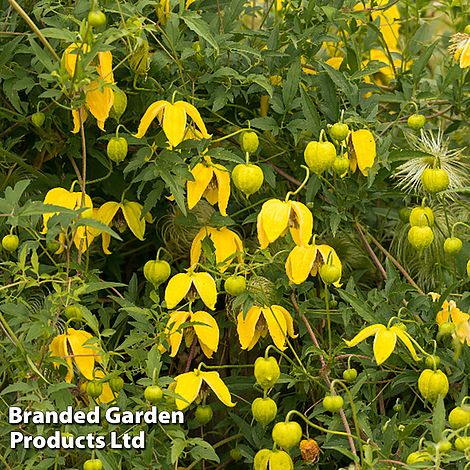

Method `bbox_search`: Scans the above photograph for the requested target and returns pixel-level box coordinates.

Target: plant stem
[354,222,387,280]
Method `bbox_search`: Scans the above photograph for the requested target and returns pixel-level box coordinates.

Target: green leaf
[282,62,301,110]
[337,290,377,323]
[300,86,321,138]
[432,396,446,442]
[181,12,219,54]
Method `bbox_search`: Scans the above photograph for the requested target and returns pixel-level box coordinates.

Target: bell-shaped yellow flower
[190,226,243,272]
[187,156,230,216]
[173,369,235,410]
[134,99,211,147]
[162,310,219,358]
[96,201,147,254]
[64,44,115,133]
[285,243,342,287]
[344,324,421,365]
[348,129,376,176]
[237,305,297,351]
[42,187,95,254]
[49,328,100,383]
[435,298,470,346]
[165,271,217,310]
[257,199,313,249]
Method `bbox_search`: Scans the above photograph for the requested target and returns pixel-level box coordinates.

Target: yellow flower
[162,310,219,358]
[165,270,217,310]
[42,187,94,254]
[190,226,243,272]
[49,328,100,383]
[134,99,211,147]
[187,156,230,216]
[157,0,195,25]
[257,199,313,249]
[96,201,147,254]
[344,324,421,365]
[434,298,470,346]
[449,33,470,68]
[285,243,342,287]
[173,369,235,410]
[92,370,116,404]
[64,44,115,133]
[370,0,400,52]
[237,305,297,351]
[348,129,376,176]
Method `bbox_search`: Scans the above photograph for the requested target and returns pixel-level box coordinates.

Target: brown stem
[355,222,387,280]
[365,229,425,295]
[290,292,358,461]
[184,336,198,373]
[77,108,87,264]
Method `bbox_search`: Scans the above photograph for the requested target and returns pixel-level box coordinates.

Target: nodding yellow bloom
[165,271,217,310]
[42,187,94,254]
[257,199,313,249]
[96,201,147,254]
[162,310,219,358]
[190,226,243,272]
[64,44,115,133]
[173,369,235,410]
[237,305,297,351]
[370,0,400,51]
[285,243,342,287]
[449,33,470,68]
[49,328,100,383]
[91,370,115,404]
[348,129,376,176]
[434,297,470,346]
[134,99,211,147]
[187,156,230,216]
[344,324,421,365]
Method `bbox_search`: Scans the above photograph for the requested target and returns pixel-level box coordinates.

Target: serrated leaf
[181,12,219,53]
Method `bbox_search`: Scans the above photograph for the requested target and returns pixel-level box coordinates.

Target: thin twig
[184,337,198,372]
[354,222,388,280]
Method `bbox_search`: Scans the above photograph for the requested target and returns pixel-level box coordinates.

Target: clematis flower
[237,305,297,351]
[190,226,243,272]
[134,99,211,147]
[344,324,421,365]
[348,129,376,176]
[165,270,217,310]
[64,44,115,133]
[285,243,342,287]
[162,310,219,358]
[433,295,470,346]
[257,199,313,249]
[92,370,115,404]
[49,328,100,383]
[42,187,95,254]
[449,33,470,69]
[187,156,230,216]
[173,369,235,410]
[96,201,148,254]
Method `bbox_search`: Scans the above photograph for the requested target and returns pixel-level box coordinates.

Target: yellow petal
[101,233,112,255]
[450,306,470,325]
[176,101,211,139]
[237,306,263,350]
[210,227,242,271]
[187,163,213,210]
[166,311,190,357]
[94,370,116,404]
[285,244,316,284]
[212,164,231,216]
[288,201,313,247]
[97,51,114,83]
[460,39,470,68]
[391,327,421,362]
[373,328,396,365]
[262,305,288,351]
[257,199,290,248]
[191,311,219,358]
[162,102,187,147]
[174,371,202,410]
[49,334,69,373]
[454,320,470,346]
[351,129,376,176]
[344,324,384,347]
[192,272,217,310]
[165,273,192,310]
[134,100,167,138]
[85,82,114,131]
[273,305,297,339]
[97,201,121,226]
[189,227,208,267]
[201,371,235,407]
[66,329,97,381]
[122,201,145,240]
[43,188,77,231]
